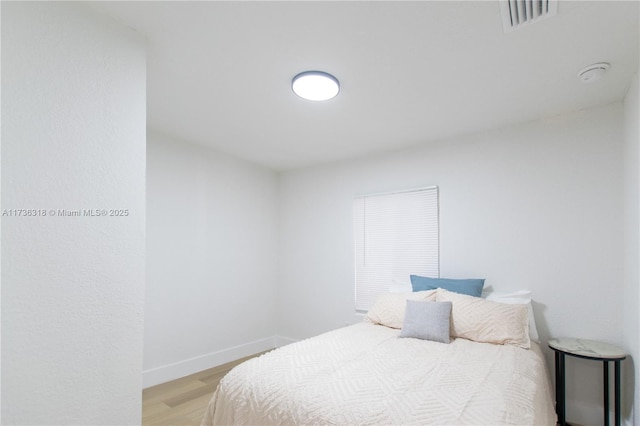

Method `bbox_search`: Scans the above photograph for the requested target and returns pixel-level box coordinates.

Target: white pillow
[389,279,412,293]
[365,290,437,329]
[484,290,540,342]
[437,289,531,349]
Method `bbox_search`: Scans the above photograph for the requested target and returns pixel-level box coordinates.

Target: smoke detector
[500,0,558,33]
[577,63,610,83]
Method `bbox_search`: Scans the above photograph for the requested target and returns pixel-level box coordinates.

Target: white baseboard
[274,335,298,347]
[142,336,277,388]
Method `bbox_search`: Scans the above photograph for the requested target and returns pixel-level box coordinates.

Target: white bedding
[202,322,556,425]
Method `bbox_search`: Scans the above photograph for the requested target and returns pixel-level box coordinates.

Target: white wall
[144,132,279,387]
[1,2,4,421]
[278,103,624,425]
[623,72,640,426]
[1,3,146,425]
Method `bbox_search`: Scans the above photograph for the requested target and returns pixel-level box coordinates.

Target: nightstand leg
[615,360,621,426]
[555,351,566,425]
[603,361,609,426]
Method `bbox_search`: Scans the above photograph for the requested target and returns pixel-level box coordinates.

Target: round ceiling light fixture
[292,71,340,101]
[577,62,610,83]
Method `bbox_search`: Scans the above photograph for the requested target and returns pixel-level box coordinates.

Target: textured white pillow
[388,279,412,293]
[436,288,531,349]
[365,290,437,329]
[484,290,540,342]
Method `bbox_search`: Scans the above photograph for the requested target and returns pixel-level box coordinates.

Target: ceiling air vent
[500,0,558,33]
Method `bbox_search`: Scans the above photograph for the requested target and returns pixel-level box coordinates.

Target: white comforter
[202,322,556,425]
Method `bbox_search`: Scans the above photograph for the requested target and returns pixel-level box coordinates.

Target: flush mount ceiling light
[577,62,610,83]
[292,71,340,101]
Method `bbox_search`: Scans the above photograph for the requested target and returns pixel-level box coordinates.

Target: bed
[202,289,557,425]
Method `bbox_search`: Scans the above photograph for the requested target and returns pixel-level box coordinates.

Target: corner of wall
[622,71,640,425]
[1,3,146,424]
[0,2,3,422]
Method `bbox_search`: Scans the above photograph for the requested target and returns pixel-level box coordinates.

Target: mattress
[202,322,556,425]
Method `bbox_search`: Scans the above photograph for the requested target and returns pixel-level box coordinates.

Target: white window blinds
[354,187,439,311]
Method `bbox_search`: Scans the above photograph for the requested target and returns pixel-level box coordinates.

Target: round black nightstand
[548,338,626,426]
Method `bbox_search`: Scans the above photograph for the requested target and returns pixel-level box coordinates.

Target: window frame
[353,186,440,312]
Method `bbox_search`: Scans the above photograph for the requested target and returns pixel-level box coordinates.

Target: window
[353,187,439,311]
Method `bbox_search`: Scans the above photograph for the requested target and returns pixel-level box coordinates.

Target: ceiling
[89,1,639,171]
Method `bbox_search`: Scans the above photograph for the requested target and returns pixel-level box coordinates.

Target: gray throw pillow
[398,300,452,343]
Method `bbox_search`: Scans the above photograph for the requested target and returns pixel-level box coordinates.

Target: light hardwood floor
[142,351,270,426]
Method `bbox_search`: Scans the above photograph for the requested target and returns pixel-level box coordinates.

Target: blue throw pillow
[409,275,485,297]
